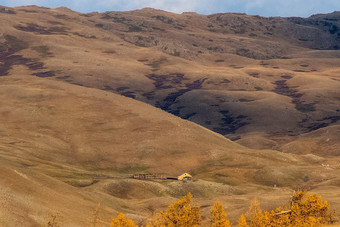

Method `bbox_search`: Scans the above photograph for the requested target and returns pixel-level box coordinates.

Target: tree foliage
[242,190,333,227]
[290,190,333,226]
[211,201,231,227]
[238,214,248,227]
[110,190,334,227]
[245,198,262,226]
[158,192,201,227]
[110,213,137,227]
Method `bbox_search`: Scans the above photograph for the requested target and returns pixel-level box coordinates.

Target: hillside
[1,72,339,226]
[1,5,339,152]
[0,5,339,226]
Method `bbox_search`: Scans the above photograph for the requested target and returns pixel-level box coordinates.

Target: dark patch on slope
[120,91,136,99]
[144,73,249,134]
[144,73,208,111]
[300,115,340,132]
[100,13,145,33]
[32,71,55,77]
[272,80,316,113]
[73,32,96,39]
[0,35,45,76]
[145,73,187,89]
[151,15,173,24]
[32,45,54,57]
[214,111,249,134]
[15,23,67,35]
[160,78,207,111]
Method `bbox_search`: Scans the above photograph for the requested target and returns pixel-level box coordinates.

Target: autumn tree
[109,190,334,227]
[157,192,201,227]
[144,214,165,227]
[244,198,292,227]
[289,190,333,226]
[110,213,137,227]
[211,201,231,227]
[245,198,263,226]
[238,214,248,227]
[243,190,333,227]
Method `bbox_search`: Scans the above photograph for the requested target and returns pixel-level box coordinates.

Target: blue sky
[1,0,339,17]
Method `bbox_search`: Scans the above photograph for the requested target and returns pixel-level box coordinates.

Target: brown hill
[1,5,339,152]
[1,71,339,226]
[0,5,339,226]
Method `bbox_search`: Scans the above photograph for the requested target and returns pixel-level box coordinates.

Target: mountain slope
[0,5,339,152]
[0,5,340,225]
[0,71,339,226]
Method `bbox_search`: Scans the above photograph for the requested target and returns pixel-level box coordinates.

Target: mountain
[0,5,339,226]
[1,5,339,152]
[1,60,339,226]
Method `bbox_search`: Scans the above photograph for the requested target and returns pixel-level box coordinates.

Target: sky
[1,0,340,17]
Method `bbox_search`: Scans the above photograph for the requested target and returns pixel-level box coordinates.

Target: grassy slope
[0,5,338,151]
[0,5,339,226]
[0,72,339,226]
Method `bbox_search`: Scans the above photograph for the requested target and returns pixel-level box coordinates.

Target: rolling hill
[0,5,339,226]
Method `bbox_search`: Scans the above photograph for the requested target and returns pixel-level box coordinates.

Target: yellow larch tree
[244,190,333,227]
[109,190,334,227]
[110,213,137,227]
[245,198,263,226]
[290,190,333,226]
[158,192,201,227]
[211,201,231,227]
[238,214,248,227]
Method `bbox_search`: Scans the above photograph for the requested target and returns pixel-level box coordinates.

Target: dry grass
[0,5,339,226]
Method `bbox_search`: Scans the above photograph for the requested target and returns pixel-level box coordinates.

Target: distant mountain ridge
[96,9,340,59]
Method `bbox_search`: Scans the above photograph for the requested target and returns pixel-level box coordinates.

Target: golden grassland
[0,5,339,226]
